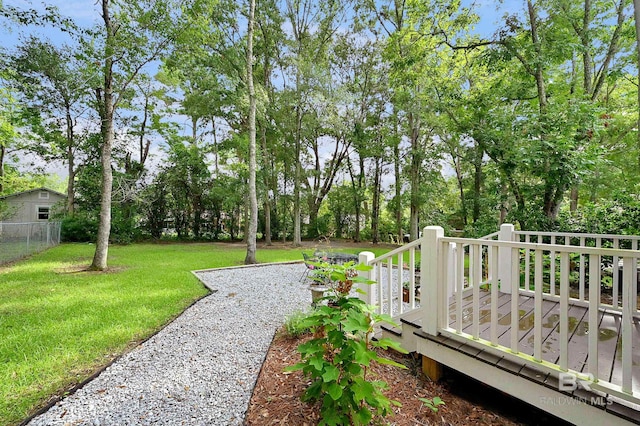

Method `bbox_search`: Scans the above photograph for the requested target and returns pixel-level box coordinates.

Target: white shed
[0,187,67,223]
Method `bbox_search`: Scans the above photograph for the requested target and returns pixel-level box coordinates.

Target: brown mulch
[245,331,539,426]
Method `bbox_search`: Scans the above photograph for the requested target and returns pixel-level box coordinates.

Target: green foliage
[326,184,356,239]
[110,207,144,244]
[286,261,407,425]
[61,213,98,242]
[283,309,313,338]
[4,0,640,266]
[557,195,640,236]
[0,165,60,197]
[419,396,445,413]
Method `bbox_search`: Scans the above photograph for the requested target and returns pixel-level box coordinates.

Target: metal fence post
[26,223,31,255]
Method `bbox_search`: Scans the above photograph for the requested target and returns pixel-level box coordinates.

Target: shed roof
[0,187,67,200]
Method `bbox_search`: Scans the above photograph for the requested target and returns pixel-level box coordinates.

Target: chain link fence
[0,222,62,265]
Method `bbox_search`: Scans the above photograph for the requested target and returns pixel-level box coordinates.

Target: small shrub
[419,396,445,413]
[61,213,98,242]
[284,309,313,337]
[285,261,408,425]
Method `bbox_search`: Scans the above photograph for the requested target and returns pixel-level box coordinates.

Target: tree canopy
[2,0,640,265]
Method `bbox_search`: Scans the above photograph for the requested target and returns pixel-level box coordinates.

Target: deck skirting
[416,333,640,425]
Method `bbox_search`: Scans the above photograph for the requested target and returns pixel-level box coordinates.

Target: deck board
[496,297,557,355]
[607,314,640,395]
[583,310,619,383]
[445,291,640,398]
[561,305,589,372]
[448,291,509,331]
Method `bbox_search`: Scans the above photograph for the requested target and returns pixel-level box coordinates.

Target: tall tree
[632,0,640,168]
[255,0,284,246]
[0,84,22,194]
[283,0,348,244]
[91,0,179,270]
[10,38,93,214]
[245,0,258,264]
[359,0,407,243]
[478,0,635,227]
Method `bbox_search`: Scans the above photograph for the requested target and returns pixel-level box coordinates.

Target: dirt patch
[245,331,565,426]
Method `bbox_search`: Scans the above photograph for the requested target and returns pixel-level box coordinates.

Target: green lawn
[1,242,352,425]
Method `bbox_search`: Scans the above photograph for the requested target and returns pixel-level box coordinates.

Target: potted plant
[307,259,332,305]
[402,281,411,303]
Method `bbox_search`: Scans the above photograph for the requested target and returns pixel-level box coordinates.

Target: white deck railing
[358,224,640,406]
[515,228,640,310]
[358,239,421,317]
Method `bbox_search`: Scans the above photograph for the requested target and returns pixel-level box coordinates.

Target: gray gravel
[28,262,311,426]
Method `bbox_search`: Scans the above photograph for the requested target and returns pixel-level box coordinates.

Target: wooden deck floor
[445,290,640,396]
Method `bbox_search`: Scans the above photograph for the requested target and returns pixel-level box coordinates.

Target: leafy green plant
[284,309,313,337]
[419,396,445,413]
[285,261,408,425]
[601,275,613,289]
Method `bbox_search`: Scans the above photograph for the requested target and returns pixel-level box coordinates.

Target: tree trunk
[212,121,219,176]
[354,155,365,242]
[66,168,75,214]
[243,195,249,243]
[293,108,302,245]
[452,151,466,226]
[91,92,114,270]
[244,0,257,264]
[264,197,271,244]
[527,1,547,113]
[581,0,593,95]
[260,110,271,245]
[347,155,363,242]
[90,0,115,271]
[472,142,483,223]
[570,187,579,212]
[65,107,75,214]
[371,157,381,244]
[634,0,640,168]
[408,112,420,241]
[0,143,4,193]
[393,111,402,242]
[282,171,289,243]
[307,200,320,237]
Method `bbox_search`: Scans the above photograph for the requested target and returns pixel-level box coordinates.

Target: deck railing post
[422,226,444,336]
[447,243,456,299]
[498,223,515,294]
[358,251,375,306]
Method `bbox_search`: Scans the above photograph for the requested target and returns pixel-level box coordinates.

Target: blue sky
[2,1,95,59]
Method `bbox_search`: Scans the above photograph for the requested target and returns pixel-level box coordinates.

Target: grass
[0,242,328,426]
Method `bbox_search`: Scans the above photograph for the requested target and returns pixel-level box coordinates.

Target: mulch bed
[244,331,534,425]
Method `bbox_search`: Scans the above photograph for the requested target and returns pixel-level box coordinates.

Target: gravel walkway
[28,262,311,426]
